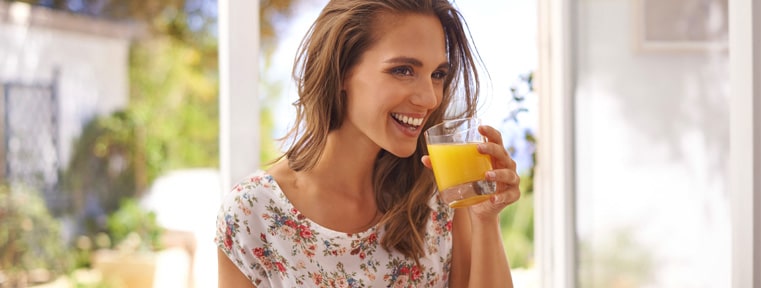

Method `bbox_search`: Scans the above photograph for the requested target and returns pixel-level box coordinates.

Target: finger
[477,142,515,169]
[485,169,520,186]
[478,125,503,146]
[421,155,433,169]
[491,186,521,206]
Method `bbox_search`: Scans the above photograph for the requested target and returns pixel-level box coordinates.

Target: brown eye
[391,66,414,77]
[432,70,448,80]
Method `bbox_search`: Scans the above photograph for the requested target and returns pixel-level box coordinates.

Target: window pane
[574,0,730,287]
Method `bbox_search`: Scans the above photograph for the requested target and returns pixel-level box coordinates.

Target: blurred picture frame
[632,0,728,52]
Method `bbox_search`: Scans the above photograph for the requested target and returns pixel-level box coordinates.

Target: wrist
[467,212,501,230]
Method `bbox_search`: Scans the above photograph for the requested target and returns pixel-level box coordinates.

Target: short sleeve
[215,176,271,287]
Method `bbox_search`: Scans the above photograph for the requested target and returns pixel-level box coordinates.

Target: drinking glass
[425,118,496,208]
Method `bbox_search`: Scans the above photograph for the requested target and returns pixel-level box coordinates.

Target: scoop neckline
[258,170,379,238]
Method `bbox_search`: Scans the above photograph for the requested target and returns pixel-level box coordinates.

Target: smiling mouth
[391,113,424,129]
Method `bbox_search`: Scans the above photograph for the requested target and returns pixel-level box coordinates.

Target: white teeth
[392,113,424,127]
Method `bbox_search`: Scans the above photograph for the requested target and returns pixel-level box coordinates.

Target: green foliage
[63,111,138,218]
[499,71,536,269]
[128,36,220,186]
[0,184,72,285]
[500,174,534,268]
[106,199,164,252]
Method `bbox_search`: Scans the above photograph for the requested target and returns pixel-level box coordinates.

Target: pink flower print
[260,233,267,242]
[299,225,313,239]
[224,234,233,250]
[445,220,453,232]
[312,272,323,285]
[275,262,286,273]
[223,224,234,249]
[368,233,378,243]
[286,226,299,238]
[410,266,422,281]
[393,275,409,288]
[253,247,264,258]
[262,261,273,271]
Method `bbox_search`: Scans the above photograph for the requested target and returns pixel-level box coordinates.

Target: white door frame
[535,0,576,287]
[729,0,761,287]
[218,0,260,192]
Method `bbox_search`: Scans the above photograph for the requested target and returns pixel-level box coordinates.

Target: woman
[216,0,521,287]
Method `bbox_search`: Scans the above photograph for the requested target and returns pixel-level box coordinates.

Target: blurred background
[0,0,745,287]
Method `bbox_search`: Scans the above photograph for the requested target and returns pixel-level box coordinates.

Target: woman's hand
[422,125,521,220]
[470,125,521,219]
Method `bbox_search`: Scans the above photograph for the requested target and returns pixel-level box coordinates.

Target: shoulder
[217,170,286,242]
[215,170,286,286]
[217,169,281,237]
[221,170,284,210]
[232,170,280,195]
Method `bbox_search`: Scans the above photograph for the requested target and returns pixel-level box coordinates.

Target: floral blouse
[215,170,455,288]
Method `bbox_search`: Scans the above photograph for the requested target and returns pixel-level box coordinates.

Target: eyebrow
[384,56,450,70]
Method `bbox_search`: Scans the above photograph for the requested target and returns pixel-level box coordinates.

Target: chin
[385,145,418,158]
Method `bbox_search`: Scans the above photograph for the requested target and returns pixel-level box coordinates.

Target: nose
[410,78,439,109]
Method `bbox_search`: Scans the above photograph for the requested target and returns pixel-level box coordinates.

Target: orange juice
[427,143,492,191]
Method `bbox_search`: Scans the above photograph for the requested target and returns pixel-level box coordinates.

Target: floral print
[216,170,453,288]
[383,257,436,288]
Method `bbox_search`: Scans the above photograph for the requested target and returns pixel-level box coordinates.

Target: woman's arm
[467,209,514,287]
[431,125,521,288]
[449,208,472,287]
[218,248,256,288]
[449,208,513,288]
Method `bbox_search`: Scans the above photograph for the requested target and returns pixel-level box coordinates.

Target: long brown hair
[279,0,481,262]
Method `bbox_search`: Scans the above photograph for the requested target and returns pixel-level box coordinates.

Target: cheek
[434,91,445,109]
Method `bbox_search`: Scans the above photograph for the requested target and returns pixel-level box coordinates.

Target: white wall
[574,0,730,287]
[0,2,131,166]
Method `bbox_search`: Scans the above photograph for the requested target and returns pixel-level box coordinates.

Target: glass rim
[424,117,480,137]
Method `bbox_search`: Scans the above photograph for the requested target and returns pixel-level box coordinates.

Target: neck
[305,126,380,200]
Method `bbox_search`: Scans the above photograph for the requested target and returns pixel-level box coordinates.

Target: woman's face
[342,12,448,158]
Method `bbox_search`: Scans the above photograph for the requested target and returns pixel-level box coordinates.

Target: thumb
[421,155,433,169]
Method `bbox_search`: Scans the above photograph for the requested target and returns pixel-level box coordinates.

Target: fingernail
[486,171,495,180]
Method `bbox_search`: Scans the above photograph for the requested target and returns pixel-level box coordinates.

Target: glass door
[574,0,730,286]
